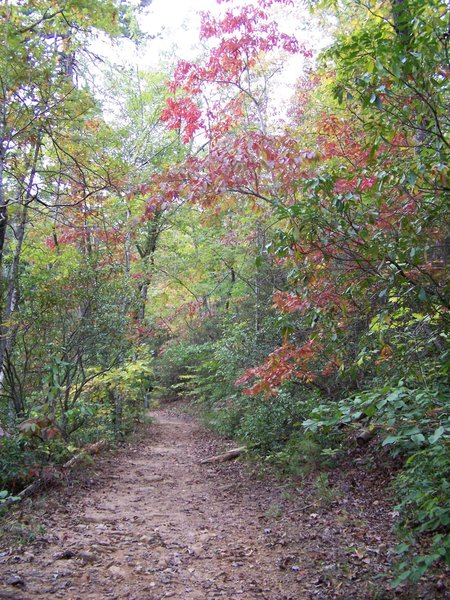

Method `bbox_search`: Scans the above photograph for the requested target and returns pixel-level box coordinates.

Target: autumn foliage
[0,0,448,585]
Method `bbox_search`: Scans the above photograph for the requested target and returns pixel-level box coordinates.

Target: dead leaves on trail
[0,409,447,599]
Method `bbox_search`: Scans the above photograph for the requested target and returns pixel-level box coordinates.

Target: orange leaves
[375,344,393,365]
[84,118,102,130]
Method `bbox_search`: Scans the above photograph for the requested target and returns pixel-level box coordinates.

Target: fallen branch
[292,503,315,513]
[1,478,43,509]
[355,428,376,446]
[62,440,106,470]
[199,446,246,464]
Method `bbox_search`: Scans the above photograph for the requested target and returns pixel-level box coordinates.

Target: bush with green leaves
[80,348,153,442]
[237,389,308,451]
[0,489,20,506]
[151,340,212,402]
[152,318,275,404]
[393,443,450,585]
[303,378,450,582]
[0,435,32,490]
[0,347,153,491]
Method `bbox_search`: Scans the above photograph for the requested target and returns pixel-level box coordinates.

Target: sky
[134,0,224,68]
[141,0,213,43]
[92,0,330,122]
[131,0,327,74]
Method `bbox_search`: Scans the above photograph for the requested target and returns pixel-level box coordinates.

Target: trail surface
[0,409,446,599]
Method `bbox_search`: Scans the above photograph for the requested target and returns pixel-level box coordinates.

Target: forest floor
[0,406,448,600]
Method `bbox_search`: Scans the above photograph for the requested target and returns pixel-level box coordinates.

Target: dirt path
[0,409,446,599]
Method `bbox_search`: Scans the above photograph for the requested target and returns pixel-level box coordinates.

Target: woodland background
[0,0,448,586]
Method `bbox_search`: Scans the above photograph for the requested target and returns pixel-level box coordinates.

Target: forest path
[1,408,404,599]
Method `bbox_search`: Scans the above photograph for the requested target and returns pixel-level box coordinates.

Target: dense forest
[0,0,448,588]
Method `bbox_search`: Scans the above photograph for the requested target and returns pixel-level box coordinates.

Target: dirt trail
[1,410,309,599]
[0,409,446,599]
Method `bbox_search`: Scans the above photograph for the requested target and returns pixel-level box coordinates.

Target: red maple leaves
[160,97,203,143]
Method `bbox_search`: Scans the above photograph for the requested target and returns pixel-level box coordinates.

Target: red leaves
[200,6,268,40]
[272,290,308,313]
[161,2,306,143]
[160,97,203,143]
[235,341,321,396]
[359,176,376,191]
[273,268,351,317]
[147,129,315,214]
[217,0,295,8]
[333,176,376,195]
[18,417,61,441]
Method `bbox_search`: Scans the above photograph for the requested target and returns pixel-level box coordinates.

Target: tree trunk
[254,222,265,335]
[111,389,124,442]
[0,139,42,392]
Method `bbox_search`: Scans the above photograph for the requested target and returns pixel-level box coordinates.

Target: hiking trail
[0,408,444,599]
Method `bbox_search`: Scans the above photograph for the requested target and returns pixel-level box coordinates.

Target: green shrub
[0,436,31,489]
[201,399,246,438]
[303,379,450,583]
[80,348,153,441]
[152,340,209,401]
[393,443,450,584]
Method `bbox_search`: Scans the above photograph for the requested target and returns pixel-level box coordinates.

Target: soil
[0,407,448,599]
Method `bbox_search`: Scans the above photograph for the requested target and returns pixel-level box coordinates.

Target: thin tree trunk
[254,222,265,335]
[122,205,132,314]
[0,138,42,392]
[0,36,10,270]
[137,279,150,322]
[111,389,124,442]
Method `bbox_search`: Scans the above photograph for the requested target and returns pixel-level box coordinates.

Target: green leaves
[0,489,21,504]
[429,426,445,445]
[302,377,450,585]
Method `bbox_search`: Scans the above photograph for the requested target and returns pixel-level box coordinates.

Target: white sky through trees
[133,0,326,74]
[92,0,329,124]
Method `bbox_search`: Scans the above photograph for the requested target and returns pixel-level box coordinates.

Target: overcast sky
[92,0,330,122]
[136,0,222,68]
[133,0,326,69]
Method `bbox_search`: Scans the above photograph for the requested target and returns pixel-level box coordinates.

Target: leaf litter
[0,408,448,599]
